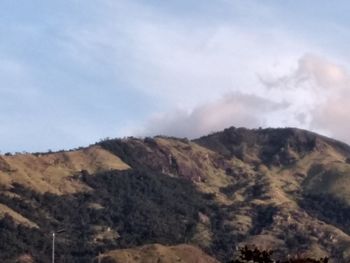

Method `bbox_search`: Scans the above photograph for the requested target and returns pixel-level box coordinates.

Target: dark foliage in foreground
[228,246,329,263]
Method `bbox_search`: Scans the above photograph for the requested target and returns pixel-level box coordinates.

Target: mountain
[1,127,350,262]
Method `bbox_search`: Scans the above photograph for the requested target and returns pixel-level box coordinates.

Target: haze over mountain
[1,126,350,262]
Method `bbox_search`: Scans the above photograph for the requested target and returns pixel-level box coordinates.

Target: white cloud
[139,53,350,144]
[126,23,312,108]
[142,93,287,138]
[259,54,350,143]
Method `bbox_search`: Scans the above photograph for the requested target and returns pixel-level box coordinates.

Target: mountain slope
[95,244,219,263]
[1,127,350,262]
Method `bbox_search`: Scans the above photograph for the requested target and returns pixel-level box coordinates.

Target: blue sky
[1,1,350,152]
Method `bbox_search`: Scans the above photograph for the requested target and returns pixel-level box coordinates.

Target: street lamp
[52,229,65,263]
[52,232,55,263]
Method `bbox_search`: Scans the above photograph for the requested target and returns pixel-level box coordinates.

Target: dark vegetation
[0,169,216,262]
[300,193,350,236]
[0,168,246,262]
[195,127,319,165]
[98,138,247,259]
[0,214,52,262]
[228,246,329,263]
[99,138,153,169]
[250,206,278,235]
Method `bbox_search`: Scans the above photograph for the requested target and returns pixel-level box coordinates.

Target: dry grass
[0,146,130,228]
[0,203,38,228]
[0,146,129,195]
[98,244,219,263]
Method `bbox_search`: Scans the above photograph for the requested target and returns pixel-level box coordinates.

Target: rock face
[2,127,350,262]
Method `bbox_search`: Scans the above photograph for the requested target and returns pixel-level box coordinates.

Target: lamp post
[51,229,64,263]
[52,232,55,263]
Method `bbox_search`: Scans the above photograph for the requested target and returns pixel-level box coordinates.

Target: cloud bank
[142,54,350,143]
[143,93,287,138]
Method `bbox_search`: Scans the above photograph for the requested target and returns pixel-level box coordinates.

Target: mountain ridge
[1,126,350,262]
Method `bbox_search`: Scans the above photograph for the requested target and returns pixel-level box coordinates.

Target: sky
[1,0,350,152]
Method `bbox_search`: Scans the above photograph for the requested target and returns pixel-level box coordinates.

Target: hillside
[95,244,219,263]
[1,127,350,262]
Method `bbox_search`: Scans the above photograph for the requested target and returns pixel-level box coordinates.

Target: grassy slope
[0,145,129,195]
[2,127,350,261]
[97,244,219,263]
